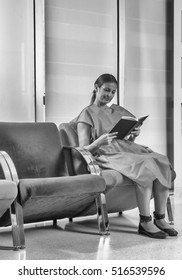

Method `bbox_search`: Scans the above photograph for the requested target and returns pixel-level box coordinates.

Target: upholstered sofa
[0,122,109,250]
[0,121,174,250]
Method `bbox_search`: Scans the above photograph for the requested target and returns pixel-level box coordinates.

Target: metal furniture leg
[96,193,110,235]
[10,200,25,250]
[53,219,57,226]
[167,196,174,225]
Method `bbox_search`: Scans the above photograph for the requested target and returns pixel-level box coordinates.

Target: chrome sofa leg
[96,193,110,235]
[53,219,57,226]
[10,200,25,250]
[167,196,174,225]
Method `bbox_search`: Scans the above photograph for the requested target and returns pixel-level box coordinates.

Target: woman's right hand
[94,132,118,147]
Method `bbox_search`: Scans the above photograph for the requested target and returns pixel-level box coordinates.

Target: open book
[110,115,149,140]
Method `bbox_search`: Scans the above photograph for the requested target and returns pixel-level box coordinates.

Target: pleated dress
[73,104,172,189]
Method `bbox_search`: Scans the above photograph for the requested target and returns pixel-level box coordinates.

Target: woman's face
[95,82,117,106]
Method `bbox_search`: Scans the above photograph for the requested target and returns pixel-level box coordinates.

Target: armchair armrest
[63,147,109,235]
[0,151,25,250]
[0,151,19,183]
[63,146,101,176]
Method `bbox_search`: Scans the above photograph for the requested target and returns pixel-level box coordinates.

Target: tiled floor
[0,187,181,260]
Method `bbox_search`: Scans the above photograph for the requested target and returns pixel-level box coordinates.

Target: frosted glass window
[124,0,173,155]
[0,0,35,122]
[45,0,118,124]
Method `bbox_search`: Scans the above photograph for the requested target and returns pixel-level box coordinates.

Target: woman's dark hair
[90,73,118,104]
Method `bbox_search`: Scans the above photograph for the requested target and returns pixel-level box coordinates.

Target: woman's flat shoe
[138,223,168,239]
[154,220,178,236]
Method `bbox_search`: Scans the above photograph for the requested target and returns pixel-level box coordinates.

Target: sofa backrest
[59,122,79,147]
[0,122,63,179]
[59,122,91,175]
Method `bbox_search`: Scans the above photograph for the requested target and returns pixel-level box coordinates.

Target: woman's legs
[153,179,175,230]
[135,183,162,233]
[153,179,168,213]
[135,183,152,216]
[136,179,178,236]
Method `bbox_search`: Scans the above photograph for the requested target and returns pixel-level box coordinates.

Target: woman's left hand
[130,126,141,137]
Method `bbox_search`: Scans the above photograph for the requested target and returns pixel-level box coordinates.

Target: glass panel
[181,57,182,88]
[124,0,173,156]
[181,10,182,42]
[0,0,35,122]
[181,103,182,133]
[45,0,118,125]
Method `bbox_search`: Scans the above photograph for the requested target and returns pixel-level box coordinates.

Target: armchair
[0,122,109,250]
[59,123,139,213]
[59,122,174,223]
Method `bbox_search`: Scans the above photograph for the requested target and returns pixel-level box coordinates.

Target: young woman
[72,73,178,239]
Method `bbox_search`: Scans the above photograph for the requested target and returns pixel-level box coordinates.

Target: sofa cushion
[17,174,106,224]
[19,174,105,205]
[0,180,17,218]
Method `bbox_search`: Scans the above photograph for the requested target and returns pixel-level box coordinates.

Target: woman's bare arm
[77,122,117,154]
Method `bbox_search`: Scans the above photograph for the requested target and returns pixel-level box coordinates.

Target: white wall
[0,0,35,122]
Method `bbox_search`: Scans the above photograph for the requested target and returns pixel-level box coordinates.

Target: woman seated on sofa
[72,73,178,239]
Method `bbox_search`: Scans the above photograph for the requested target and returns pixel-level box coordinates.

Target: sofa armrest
[0,151,19,183]
[63,146,101,176]
[0,151,25,250]
[62,147,109,235]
